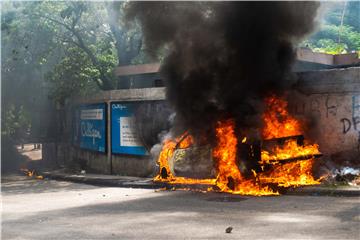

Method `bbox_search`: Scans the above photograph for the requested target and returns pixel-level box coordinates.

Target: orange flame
[213,119,242,189]
[154,138,177,181]
[260,95,321,187]
[258,159,320,187]
[261,139,320,164]
[213,119,277,195]
[20,168,44,180]
[154,133,215,185]
[262,95,302,139]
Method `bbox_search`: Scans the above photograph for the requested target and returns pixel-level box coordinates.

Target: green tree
[303,1,360,54]
[46,47,103,105]
[2,1,145,106]
[1,1,149,165]
[2,2,59,142]
[2,1,146,145]
[26,1,144,93]
[2,104,31,142]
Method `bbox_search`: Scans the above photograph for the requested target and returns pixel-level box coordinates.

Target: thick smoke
[127,2,319,143]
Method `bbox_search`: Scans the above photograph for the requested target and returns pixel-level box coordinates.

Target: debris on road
[325,167,360,186]
[225,226,233,233]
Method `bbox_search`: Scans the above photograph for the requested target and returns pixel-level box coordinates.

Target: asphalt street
[2,176,360,240]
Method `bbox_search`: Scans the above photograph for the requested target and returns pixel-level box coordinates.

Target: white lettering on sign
[119,117,142,147]
[80,109,103,120]
[112,104,127,110]
[81,122,102,144]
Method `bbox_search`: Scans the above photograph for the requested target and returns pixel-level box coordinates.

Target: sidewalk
[41,170,360,197]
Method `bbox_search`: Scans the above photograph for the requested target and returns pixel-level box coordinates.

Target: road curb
[41,172,166,189]
[285,186,360,197]
[41,172,360,197]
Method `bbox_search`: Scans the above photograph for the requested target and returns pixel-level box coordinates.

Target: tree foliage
[1,1,145,143]
[46,47,102,105]
[2,2,59,142]
[303,1,360,54]
[2,104,31,142]
[28,2,142,93]
[3,1,144,105]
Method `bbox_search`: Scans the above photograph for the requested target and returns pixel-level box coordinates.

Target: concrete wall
[67,67,359,176]
[291,94,359,154]
[74,87,166,104]
[295,67,360,162]
[70,87,166,176]
[296,48,360,66]
[71,147,109,174]
[112,154,156,177]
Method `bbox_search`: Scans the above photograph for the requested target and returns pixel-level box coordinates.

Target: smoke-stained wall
[297,94,359,155]
[60,67,359,176]
[293,67,360,167]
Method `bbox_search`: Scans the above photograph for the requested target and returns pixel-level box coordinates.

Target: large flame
[262,95,302,139]
[260,95,321,187]
[261,139,320,164]
[213,119,242,190]
[258,159,319,187]
[154,133,216,185]
[154,95,322,195]
[213,119,277,195]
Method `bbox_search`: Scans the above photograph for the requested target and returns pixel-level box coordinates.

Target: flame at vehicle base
[20,168,44,180]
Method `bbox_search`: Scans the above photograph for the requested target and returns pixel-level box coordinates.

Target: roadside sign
[78,103,106,152]
[111,102,148,155]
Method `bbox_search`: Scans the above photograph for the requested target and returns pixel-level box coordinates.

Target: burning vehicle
[154,95,323,196]
[126,2,327,195]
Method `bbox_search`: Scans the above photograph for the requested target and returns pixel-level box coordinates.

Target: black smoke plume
[127,2,319,142]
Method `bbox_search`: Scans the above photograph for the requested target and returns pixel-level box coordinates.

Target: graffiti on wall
[352,95,360,118]
[293,94,359,135]
[340,95,360,134]
[352,95,360,151]
[290,94,360,153]
[325,95,337,118]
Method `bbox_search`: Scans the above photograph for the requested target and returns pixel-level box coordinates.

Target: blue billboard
[78,103,106,152]
[111,102,148,155]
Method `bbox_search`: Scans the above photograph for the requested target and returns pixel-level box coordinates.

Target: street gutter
[41,171,360,197]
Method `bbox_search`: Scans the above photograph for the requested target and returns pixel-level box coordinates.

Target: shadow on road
[2,176,359,240]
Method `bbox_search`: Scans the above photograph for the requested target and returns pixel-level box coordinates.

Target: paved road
[2,176,360,240]
[16,143,42,161]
